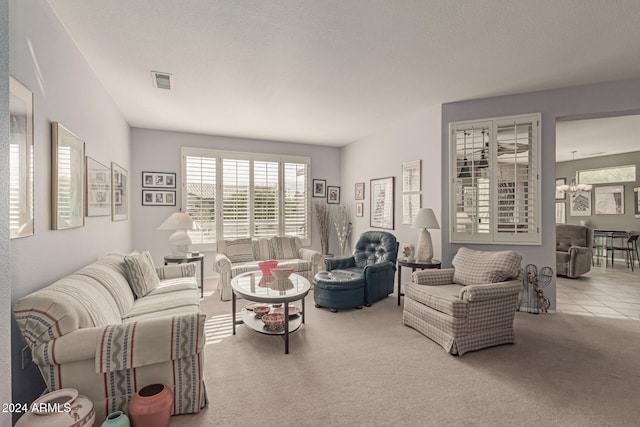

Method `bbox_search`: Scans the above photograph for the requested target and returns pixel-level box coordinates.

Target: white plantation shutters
[222,157,251,240]
[283,162,309,239]
[450,114,541,245]
[184,151,216,244]
[253,160,279,238]
[181,148,311,245]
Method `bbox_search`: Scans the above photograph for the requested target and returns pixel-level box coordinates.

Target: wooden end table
[164,253,205,298]
[397,258,441,305]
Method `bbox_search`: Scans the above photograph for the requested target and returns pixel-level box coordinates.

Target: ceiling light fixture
[556,151,592,193]
[151,71,172,90]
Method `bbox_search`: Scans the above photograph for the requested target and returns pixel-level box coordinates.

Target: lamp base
[168,231,191,257]
[414,228,433,262]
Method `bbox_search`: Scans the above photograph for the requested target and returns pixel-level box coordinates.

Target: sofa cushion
[272,236,301,259]
[124,250,160,298]
[230,259,312,278]
[452,247,522,286]
[225,238,255,263]
[253,238,274,261]
[404,283,467,318]
[75,263,134,317]
[148,277,198,296]
[124,289,200,319]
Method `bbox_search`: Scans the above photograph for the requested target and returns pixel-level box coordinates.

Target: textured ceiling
[47,0,640,147]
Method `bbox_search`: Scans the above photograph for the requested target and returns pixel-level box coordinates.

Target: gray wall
[556,151,640,231]
[341,105,442,262]
[442,78,640,310]
[1,0,11,425]
[10,0,131,411]
[131,127,342,269]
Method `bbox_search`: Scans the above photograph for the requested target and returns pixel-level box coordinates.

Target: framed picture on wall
[52,122,85,230]
[635,187,640,218]
[327,186,340,204]
[370,176,395,230]
[555,202,566,224]
[142,190,176,206]
[555,178,566,200]
[111,162,128,221]
[356,202,364,217]
[355,182,365,200]
[595,185,624,215]
[569,191,591,217]
[142,171,176,188]
[86,157,111,217]
[313,179,326,198]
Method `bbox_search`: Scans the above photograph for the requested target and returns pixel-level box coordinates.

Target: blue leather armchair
[325,231,398,305]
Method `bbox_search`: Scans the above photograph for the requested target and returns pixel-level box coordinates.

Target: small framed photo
[356,202,364,217]
[313,179,326,198]
[142,190,176,206]
[555,178,566,200]
[355,182,365,200]
[327,186,340,204]
[142,171,176,189]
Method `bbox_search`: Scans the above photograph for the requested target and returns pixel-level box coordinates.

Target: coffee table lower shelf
[238,308,303,336]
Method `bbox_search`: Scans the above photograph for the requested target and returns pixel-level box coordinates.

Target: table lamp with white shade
[157,212,194,256]
[412,208,440,262]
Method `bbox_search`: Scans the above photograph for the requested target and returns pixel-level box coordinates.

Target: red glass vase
[127,383,173,427]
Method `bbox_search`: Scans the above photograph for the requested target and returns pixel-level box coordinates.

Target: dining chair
[607,233,640,271]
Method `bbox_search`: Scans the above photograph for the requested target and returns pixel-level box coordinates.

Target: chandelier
[556,151,592,193]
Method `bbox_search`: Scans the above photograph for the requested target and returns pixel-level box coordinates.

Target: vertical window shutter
[185,154,216,244]
[283,162,309,240]
[452,122,492,241]
[494,117,538,242]
[253,160,279,238]
[450,114,540,245]
[222,158,251,240]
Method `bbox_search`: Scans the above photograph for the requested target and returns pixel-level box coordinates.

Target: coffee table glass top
[231,271,310,301]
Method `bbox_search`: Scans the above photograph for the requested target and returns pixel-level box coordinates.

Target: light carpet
[170,290,640,427]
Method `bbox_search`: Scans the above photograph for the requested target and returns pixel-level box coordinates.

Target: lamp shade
[412,208,440,230]
[157,212,193,231]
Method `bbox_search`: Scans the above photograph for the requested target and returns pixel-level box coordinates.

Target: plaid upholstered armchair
[402,248,523,356]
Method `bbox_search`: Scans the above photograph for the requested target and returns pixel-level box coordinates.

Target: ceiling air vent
[151,71,172,90]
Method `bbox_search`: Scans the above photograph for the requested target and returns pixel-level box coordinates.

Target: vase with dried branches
[332,204,352,256]
[314,201,330,255]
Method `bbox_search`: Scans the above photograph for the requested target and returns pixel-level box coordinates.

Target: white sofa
[214,236,321,300]
[13,252,208,424]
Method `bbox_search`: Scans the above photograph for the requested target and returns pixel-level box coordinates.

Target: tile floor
[556,261,640,320]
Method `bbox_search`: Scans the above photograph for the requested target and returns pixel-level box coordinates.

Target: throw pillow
[225,238,255,263]
[452,247,522,286]
[124,250,160,298]
[272,236,300,260]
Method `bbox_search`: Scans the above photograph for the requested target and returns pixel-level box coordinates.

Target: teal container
[101,411,131,427]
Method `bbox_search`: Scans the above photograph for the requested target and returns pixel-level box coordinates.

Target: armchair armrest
[459,280,523,302]
[569,246,592,256]
[214,253,232,274]
[298,247,321,265]
[96,313,206,373]
[326,256,355,271]
[412,268,455,286]
[363,261,395,275]
[156,262,196,280]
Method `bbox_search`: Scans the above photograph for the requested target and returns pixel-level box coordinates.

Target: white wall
[1,0,12,425]
[9,0,131,411]
[341,105,442,260]
[131,128,342,270]
[441,78,640,310]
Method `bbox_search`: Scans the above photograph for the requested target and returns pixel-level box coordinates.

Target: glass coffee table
[231,271,310,354]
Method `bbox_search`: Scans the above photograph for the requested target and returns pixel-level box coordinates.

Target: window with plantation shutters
[283,162,309,239]
[450,114,541,245]
[181,148,311,246]
[184,151,216,244]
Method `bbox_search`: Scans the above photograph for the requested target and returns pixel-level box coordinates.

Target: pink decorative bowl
[258,260,279,276]
[261,313,285,331]
[253,305,270,318]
